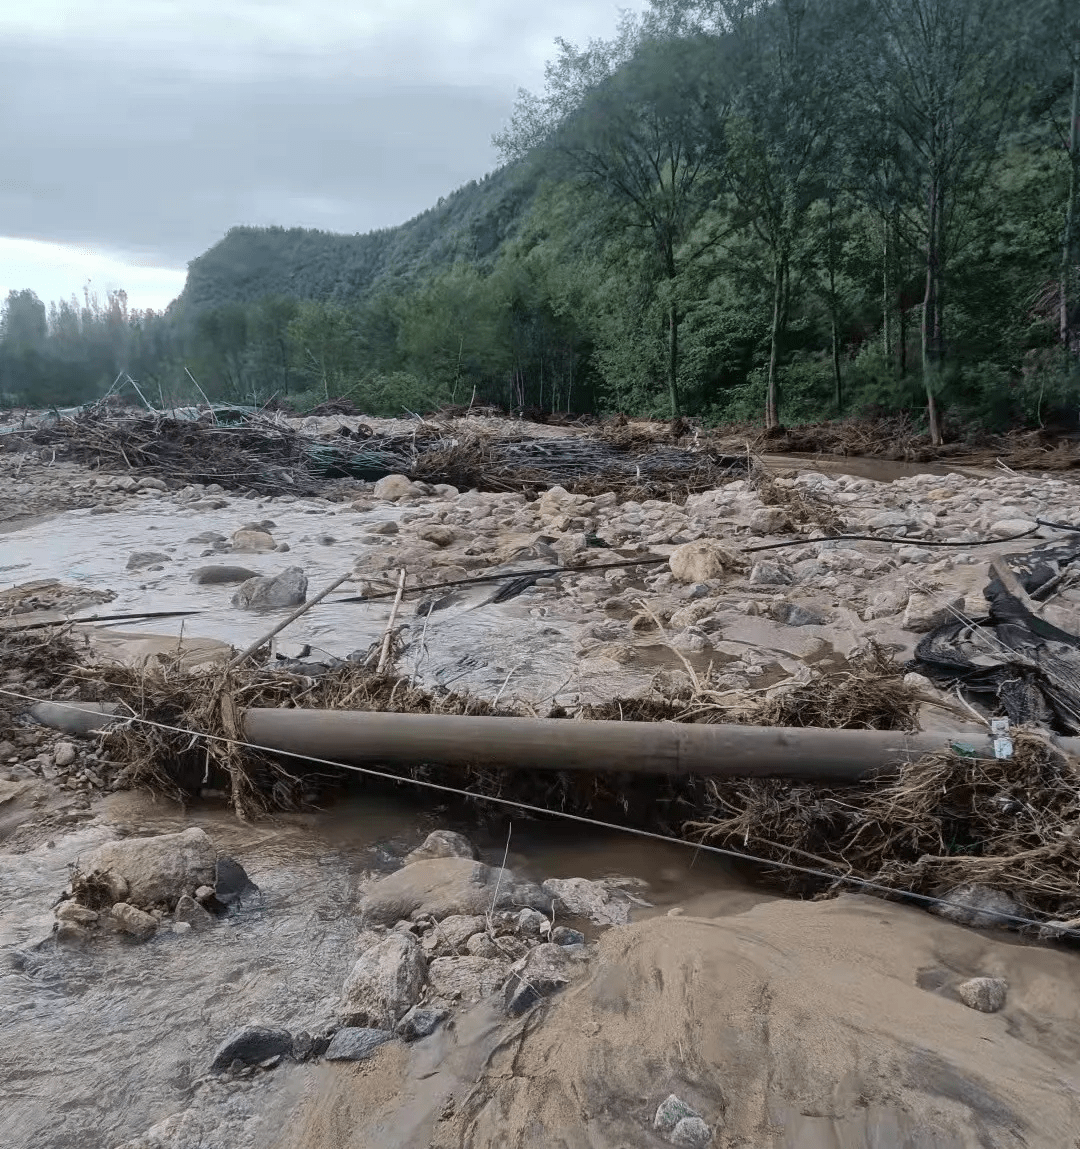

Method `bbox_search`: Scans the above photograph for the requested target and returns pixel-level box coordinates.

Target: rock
[215,856,258,905]
[187,531,228,544]
[210,1026,293,1072]
[360,858,540,925]
[126,551,171,571]
[340,932,428,1028]
[902,592,966,632]
[174,894,214,930]
[670,1117,713,1147]
[669,540,736,585]
[417,524,457,547]
[230,528,275,552]
[190,565,260,585]
[83,827,217,910]
[748,506,792,535]
[434,484,459,498]
[55,901,99,924]
[172,921,192,936]
[515,908,548,936]
[421,914,487,954]
[771,602,829,627]
[551,926,585,946]
[466,932,500,957]
[373,474,418,500]
[395,1005,448,1041]
[53,742,76,768]
[366,519,399,535]
[866,511,911,530]
[933,884,1022,929]
[404,830,478,866]
[111,902,158,940]
[748,562,791,587]
[958,976,1008,1013]
[989,519,1037,538]
[136,476,168,491]
[504,943,576,1015]
[0,739,15,759]
[427,956,509,1002]
[195,885,215,903]
[540,877,632,926]
[324,1027,394,1062]
[864,588,907,620]
[654,1095,704,1136]
[231,566,308,610]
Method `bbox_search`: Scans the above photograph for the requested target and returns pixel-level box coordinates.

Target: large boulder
[359,858,544,925]
[231,567,308,610]
[81,827,217,911]
[340,932,428,1029]
[669,540,736,585]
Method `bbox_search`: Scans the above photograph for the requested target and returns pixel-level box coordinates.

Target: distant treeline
[3,0,1078,440]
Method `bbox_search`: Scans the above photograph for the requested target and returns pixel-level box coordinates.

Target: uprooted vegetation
[7,628,1080,928]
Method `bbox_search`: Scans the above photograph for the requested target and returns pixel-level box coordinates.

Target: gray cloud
[0,2,643,273]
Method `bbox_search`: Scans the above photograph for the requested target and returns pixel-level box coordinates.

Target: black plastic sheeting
[912,539,1080,734]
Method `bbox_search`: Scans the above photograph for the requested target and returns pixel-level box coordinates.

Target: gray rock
[540,877,632,926]
[504,943,576,1016]
[902,592,966,633]
[404,830,478,866]
[136,476,168,491]
[428,956,509,1003]
[231,566,308,610]
[654,1095,704,1135]
[958,976,1008,1013]
[934,884,1022,929]
[551,927,585,946]
[83,827,217,910]
[360,858,538,925]
[340,932,428,1028]
[866,511,911,531]
[395,1005,448,1041]
[111,902,157,940]
[190,565,260,585]
[748,506,791,536]
[748,562,791,587]
[174,894,214,930]
[126,550,171,571]
[230,528,275,552]
[55,901,99,924]
[211,1026,293,1072]
[466,932,500,957]
[187,531,228,544]
[421,914,487,955]
[324,1027,393,1062]
[989,518,1037,538]
[772,602,829,627]
[366,520,399,535]
[53,742,76,768]
[670,1116,713,1147]
[516,907,548,936]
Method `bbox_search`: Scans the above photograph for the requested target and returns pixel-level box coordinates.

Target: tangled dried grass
[750,466,847,535]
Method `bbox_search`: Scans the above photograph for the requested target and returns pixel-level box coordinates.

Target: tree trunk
[828,195,843,414]
[1062,43,1080,361]
[921,177,943,446]
[831,314,843,415]
[667,299,680,417]
[882,212,892,368]
[766,255,786,429]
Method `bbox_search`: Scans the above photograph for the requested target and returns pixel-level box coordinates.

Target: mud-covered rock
[230,528,275,552]
[126,551,171,571]
[404,830,478,866]
[958,976,1008,1013]
[427,956,509,1002]
[421,913,486,955]
[934,884,1022,929]
[373,474,418,500]
[190,565,260,585]
[503,943,576,1016]
[82,827,216,910]
[669,540,735,584]
[340,932,427,1028]
[748,561,791,587]
[541,877,632,926]
[111,902,158,940]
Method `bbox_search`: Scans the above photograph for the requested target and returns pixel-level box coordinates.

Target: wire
[3,685,1077,940]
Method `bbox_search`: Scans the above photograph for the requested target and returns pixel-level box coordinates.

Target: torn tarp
[912,539,1080,734]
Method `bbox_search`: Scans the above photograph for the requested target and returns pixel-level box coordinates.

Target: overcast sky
[0,0,643,312]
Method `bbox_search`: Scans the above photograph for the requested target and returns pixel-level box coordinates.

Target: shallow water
[0,786,757,1149]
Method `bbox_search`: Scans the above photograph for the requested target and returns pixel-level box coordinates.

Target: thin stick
[376,568,407,675]
[227,571,354,669]
[184,368,217,424]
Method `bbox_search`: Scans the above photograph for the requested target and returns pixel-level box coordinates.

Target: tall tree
[496,20,729,416]
[863,0,1025,443]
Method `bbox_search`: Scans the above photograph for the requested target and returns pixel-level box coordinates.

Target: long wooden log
[243,709,1078,778]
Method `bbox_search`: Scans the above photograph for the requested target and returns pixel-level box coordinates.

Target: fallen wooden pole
[242,709,1079,778]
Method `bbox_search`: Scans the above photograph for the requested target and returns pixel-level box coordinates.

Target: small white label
[993,736,1014,759]
[991,718,1010,735]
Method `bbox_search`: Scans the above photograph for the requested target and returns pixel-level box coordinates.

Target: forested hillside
[3,0,1078,439]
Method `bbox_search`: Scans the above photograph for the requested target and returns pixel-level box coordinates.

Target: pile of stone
[53,827,256,944]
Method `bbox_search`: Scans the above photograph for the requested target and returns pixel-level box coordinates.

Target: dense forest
[3,0,1078,441]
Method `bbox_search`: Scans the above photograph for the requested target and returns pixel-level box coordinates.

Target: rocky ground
[5,419,1080,1147]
